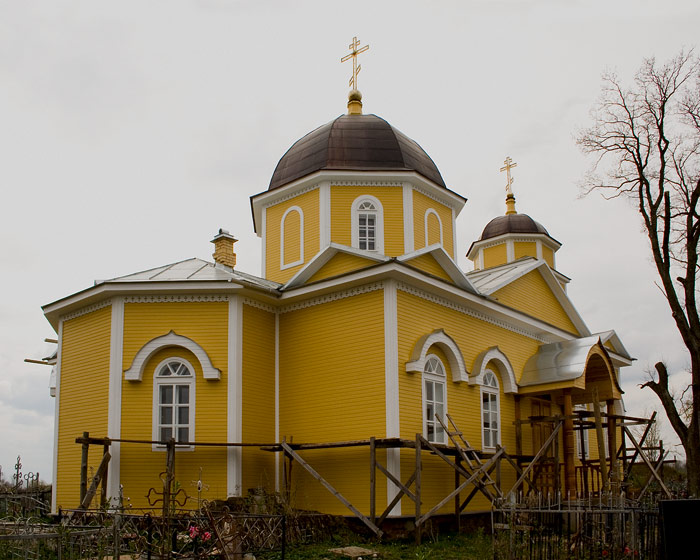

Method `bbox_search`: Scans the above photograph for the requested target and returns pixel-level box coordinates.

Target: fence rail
[492,495,659,560]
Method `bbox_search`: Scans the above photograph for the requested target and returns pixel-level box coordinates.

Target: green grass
[258,529,493,559]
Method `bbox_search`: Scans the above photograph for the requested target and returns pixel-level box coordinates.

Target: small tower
[467,158,562,273]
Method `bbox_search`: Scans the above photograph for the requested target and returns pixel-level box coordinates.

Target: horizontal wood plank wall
[56,305,111,510]
[541,246,555,268]
[514,241,537,260]
[331,185,404,256]
[403,254,453,282]
[120,301,228,509]
[307,252,375,283]
[278,288,386,514]
[482,244,507,269]
[241,304,276,494]
[412,190,454,257]
[266,188,320,283]
[491,270,579,335]
[397,289,537,513]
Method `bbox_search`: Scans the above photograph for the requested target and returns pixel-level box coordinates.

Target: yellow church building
[42,87,632,523]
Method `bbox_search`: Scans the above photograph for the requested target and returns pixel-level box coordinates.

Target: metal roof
[100,258,281,291]
[268,114,446,190]
[466,257,541,295]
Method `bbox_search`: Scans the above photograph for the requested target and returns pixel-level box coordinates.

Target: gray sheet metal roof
[100,258,281,291]
[466,257,540,295]
[520,335,606,387]
[268,114,446,190]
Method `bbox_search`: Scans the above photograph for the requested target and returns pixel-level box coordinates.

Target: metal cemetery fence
[492,494,659,560]
[0,508,294,560]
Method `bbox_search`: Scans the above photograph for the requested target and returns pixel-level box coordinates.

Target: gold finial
[500,156,518,215]
[341,36,369,91]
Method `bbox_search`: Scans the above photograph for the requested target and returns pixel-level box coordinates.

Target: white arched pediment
[406,329,468,382]
[124,331,221,381]
[471,346,518,393]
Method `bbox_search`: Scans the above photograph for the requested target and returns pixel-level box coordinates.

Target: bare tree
[578,51,700,495]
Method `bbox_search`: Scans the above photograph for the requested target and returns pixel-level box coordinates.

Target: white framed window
[423,355,447,444]
[424,209,443,247]
[575,404,590,459]
[481,369,500,450]
[280,206,304,269]
[153,358,195,448]
[351,195,384,253]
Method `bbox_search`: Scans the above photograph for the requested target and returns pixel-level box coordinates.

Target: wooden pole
[369,437,376,525]
[163,438,175,518]
[100,442,109,507]
[563,391,576,498]
[79,431,89,507]
[592,389,608,491]
[606,399,618,489]
[415,434,422,545]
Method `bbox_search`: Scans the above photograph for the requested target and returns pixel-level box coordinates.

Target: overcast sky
[1,0,698,483]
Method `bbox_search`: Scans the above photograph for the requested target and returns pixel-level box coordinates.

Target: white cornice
[279,282,384,313]
[242,297,276,313]
[124,294,230,303]
[61,299,112,322]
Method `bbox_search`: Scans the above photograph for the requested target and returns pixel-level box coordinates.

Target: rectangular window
[158,383,190,443]
[358,213,376,251]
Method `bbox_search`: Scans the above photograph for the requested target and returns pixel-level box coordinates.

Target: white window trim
[406,329,468,383]
[422,354,447,444]
[351,195,384,253]
[424,209,443,248]
[280,206,304,270]
[124,331,220,381]
[480,369,501,451]
[152,357,196,451]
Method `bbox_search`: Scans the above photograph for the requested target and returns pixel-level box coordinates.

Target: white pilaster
[274,311,280,493]
[261,207,267,278]
[107,297,124,504]
[403,184,414,254]
[227,295,243,496]
[320,181,331,249]
[506,239,515,263]
[384,280,401,515]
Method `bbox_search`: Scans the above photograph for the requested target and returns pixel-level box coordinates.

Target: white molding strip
[397,283,548,342]
[262,183,318,208]
[451,208,457,260]
[107,297,124,504]
[403,184,414,254]
[51,319,63,514]
[123,295,229,303]
[242,298,276,313]
[331,180,403,187]
[279,282,384,313]
[384,280,401,516]
[228,295,243,496]
[61,299,112,322]
[123,332,221,381]
[261,206,267,277]
[320,181,331,249]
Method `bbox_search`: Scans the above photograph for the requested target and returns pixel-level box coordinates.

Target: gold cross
[341,36,369,90]
[500,157,517,196]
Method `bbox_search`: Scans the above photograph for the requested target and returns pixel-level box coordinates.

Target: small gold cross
[500,157,517,196]
[341,36,369,90]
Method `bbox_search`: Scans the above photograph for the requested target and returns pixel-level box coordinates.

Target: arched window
[280,206,304,269]
[153,358,195,445]
[424,209,443,247]
[423,355,447,444]
[481,369,500,449]
[351,196,384,253]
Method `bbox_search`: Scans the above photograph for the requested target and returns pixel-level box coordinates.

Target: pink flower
[188,525,200,539]
[203,531,212,541]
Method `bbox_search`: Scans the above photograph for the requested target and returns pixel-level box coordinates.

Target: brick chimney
[211,229,237,269]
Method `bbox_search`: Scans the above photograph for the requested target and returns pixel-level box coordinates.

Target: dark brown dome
[480,213,550,241]
[268,114,446,190]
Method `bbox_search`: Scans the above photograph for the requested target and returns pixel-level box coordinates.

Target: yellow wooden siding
[514,241,537,260]
[279,289,387,514]
[282,208,302,266]
[482,244,507,269]
[266,189,320,283]
[330,185,404,256]
[492,270,579,335]
[396,290,533,513]
[55,305,112,510]
[241,304,276,492]
[120,301,229,508]
[542,246,554,268]
[402,253,453,282]
[412,191,454,257]
[307,252,376,283]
